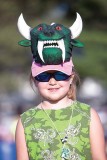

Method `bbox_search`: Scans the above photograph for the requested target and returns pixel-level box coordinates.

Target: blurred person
[0,117,16,160]
[15,13,106,160]
[10,105,24,141]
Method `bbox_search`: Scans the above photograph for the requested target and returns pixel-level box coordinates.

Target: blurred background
[0,0,107,159]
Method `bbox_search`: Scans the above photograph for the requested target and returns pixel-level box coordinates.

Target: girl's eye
[38,27,43,31]
[56,26,62,30]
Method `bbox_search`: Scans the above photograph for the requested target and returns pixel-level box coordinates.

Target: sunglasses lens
[54,72,70,81]
[35,73,50,82]
[35,71,70,82]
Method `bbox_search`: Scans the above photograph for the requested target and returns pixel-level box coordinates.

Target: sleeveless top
[21,101,92,160]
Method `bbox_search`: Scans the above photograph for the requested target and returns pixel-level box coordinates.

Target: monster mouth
[37,39,65,63]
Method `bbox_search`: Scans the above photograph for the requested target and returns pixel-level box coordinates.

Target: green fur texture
[18,23,84,65]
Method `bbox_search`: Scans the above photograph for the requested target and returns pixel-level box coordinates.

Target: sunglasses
[34,71,70,82]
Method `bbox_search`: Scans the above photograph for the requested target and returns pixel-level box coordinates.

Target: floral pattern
[33,128,56,145]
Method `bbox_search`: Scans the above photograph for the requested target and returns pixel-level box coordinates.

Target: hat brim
[31,60,74,77]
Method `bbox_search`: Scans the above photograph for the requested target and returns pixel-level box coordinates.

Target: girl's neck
[38,97,74,110]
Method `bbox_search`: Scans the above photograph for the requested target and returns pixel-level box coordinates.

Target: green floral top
[21,101,92,160]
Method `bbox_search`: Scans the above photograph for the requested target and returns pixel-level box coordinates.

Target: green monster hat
[17,13,84,65]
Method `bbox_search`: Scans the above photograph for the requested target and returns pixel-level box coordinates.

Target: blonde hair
[67,68,80,100]
[30,68,80,101]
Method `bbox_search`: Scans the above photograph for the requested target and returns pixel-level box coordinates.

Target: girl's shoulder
[21,107,36,117]
[20,107,37,125]
[73,101,91,120]
[75,100,91,110]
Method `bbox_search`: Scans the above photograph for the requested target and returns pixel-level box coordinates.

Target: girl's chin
[46,95,67,103]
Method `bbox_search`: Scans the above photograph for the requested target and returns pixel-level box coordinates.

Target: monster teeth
[57,39,65,62]
[37,41,44,62]
[44,46,59,48]
[44,40,57,44]
[37,39,65,62]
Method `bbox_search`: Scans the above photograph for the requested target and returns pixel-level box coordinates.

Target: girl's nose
[49,77,57,85]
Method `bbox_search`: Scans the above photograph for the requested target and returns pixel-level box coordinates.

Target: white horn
[69,12,83,39]
[17,13,32,40]
[51,22,55,25]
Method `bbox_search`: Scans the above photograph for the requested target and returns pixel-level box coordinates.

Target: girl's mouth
[48,88,59,92]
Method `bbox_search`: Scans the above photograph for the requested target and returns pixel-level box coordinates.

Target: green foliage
[68,0,107,24]
[73,29,107,83]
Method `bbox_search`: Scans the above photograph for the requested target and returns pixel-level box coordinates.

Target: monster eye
[38,27,43,31]
[56,26,62,30]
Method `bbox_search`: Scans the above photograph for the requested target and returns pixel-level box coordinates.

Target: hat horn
[17,13,32,40]
[69,12,83,39]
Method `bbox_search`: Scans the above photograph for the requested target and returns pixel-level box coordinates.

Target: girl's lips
[48,88,59,92]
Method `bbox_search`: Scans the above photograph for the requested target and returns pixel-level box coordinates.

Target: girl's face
[35,71,73,102]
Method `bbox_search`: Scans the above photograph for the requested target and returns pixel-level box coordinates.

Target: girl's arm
[90,108,107,160]
[15,118,29,160]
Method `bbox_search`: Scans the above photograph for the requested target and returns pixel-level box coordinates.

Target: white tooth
[37,41,45,62]
[58,39,65,62]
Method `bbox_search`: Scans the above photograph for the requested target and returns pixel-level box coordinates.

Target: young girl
[15,13,106,160]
